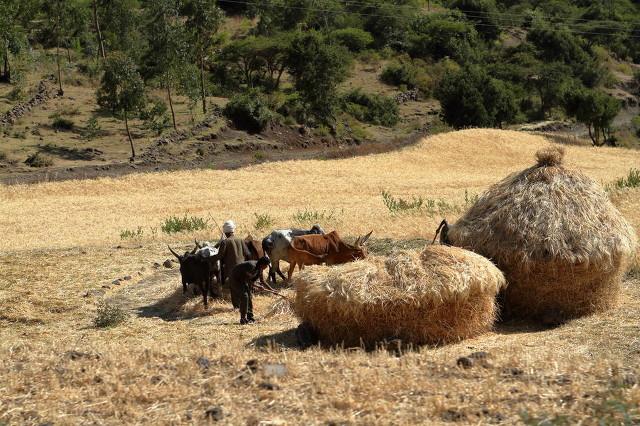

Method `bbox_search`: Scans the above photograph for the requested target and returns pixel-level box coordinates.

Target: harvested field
[1,129,640,424]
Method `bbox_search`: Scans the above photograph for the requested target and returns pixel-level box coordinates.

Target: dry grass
[448,147,638,321]
[2,129,640,424]
[293,246,506,346]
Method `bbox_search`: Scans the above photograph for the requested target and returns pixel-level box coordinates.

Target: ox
[169,245,221,308]
[291,230,373,265]
[286,246,327,280]
[262,225,325,284]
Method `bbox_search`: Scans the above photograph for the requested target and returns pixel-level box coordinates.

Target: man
[228,256,272,324]
[216,220,250,291]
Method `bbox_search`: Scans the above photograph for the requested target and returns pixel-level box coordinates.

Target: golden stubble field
[1,129,639,425]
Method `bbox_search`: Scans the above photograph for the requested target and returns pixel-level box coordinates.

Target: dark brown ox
[290,230,373,266]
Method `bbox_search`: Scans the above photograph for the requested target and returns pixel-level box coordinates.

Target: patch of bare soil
[0,119,426,185]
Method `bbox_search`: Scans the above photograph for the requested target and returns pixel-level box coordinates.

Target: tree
[143,0,188,131]
[97,53,146,160]
[408,12,480,63]
[435,66,518,129]
[0,0,37,83]
[564,87,621,147]
[182,0,225,114]
[526,62,572,119]
[449,0,501,41]
[286,31,351,123]
[218,33,291,90]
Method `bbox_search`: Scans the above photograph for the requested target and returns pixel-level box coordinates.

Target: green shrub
[140,98,170,136]
[120,226,144,240]
[82,117,102,140]
[161,215,209,234]
[223,90,274,133]
[94,302,128,328]
[24,152,53,168]
[254,212,275,231]
[381,62,418,87]
[610,169,640,191]
[330,28,374,52]
[292,208,340,225]
[52,116,74,131]
[343,89,399,127]
[0,151,7,161]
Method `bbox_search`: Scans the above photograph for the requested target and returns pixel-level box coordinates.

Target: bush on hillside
[223,91,275,133]
[51,116,74,131]
[343,89,399,127]
[24,152,53,168]
[330,28,374,52]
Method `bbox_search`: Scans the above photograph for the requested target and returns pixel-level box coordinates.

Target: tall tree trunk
[2,44,10,82]
[124,109,135,160]
[56,0,64,96]
[93,0,106,60]
[166,77,177,131]
[56,44,64,96]
[200,55,207,114]
[66,45,72,64]
[588,124,596,146]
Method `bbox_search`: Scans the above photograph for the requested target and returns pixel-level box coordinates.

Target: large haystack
[446,147,638,321]
[293,245,506,347]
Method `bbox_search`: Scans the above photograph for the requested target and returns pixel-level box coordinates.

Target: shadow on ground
[250,328,300,350]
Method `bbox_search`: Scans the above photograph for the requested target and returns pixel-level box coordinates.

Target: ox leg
[275,263,287,282]
[287,261,296,281]
[202,280,208,309]
[182,282,187,294]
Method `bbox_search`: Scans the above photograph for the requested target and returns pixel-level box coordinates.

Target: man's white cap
[223,220,236,233]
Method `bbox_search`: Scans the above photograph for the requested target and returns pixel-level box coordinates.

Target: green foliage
[610,169,640,191]
[140,98,170,135]
[408,12,480,63]
[449,0,501,41]
[343,89,399,127]
[161,215,209,234]
[382,190,424,213]
[329,28,373,52]
[51,115,74,131]
[24,152,53,168]
[564,87,621,146]
[292,208,340,225]
[286,30,351,123]
[94,302,128,328]
[380,61,418,88]
[223,90,275,133]
[436,66,518,129]
[81,117,102,140]
[253,212,275,231]
[120,226,144,240]
[97,52,146,116]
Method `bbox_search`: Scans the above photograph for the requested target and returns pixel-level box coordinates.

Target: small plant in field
[51,115,74,131]
[0,151,6,161]
[120,226,144,240]
[24,152,53,168]
[292,208,340,224]
[12,129,27,139]
[161,215,209,234]
[608,168,640,191]
[254,213,275,231]
[149,227,159,238]
[94,302,128,328]
[519,411,572,425]
[464,189,479,206]
[82,117,102,140]
[7,85,25,101]
[382,190,424,213]
[254,151,266,162]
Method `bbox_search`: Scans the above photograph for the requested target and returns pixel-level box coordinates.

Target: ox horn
[194,239,202,249]
[361,230,373,245]
[168,245,182,260]
[432,219,449,245]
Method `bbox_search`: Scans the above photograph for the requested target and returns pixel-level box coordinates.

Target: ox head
[310,224,325,235]
[344,231,373,260]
